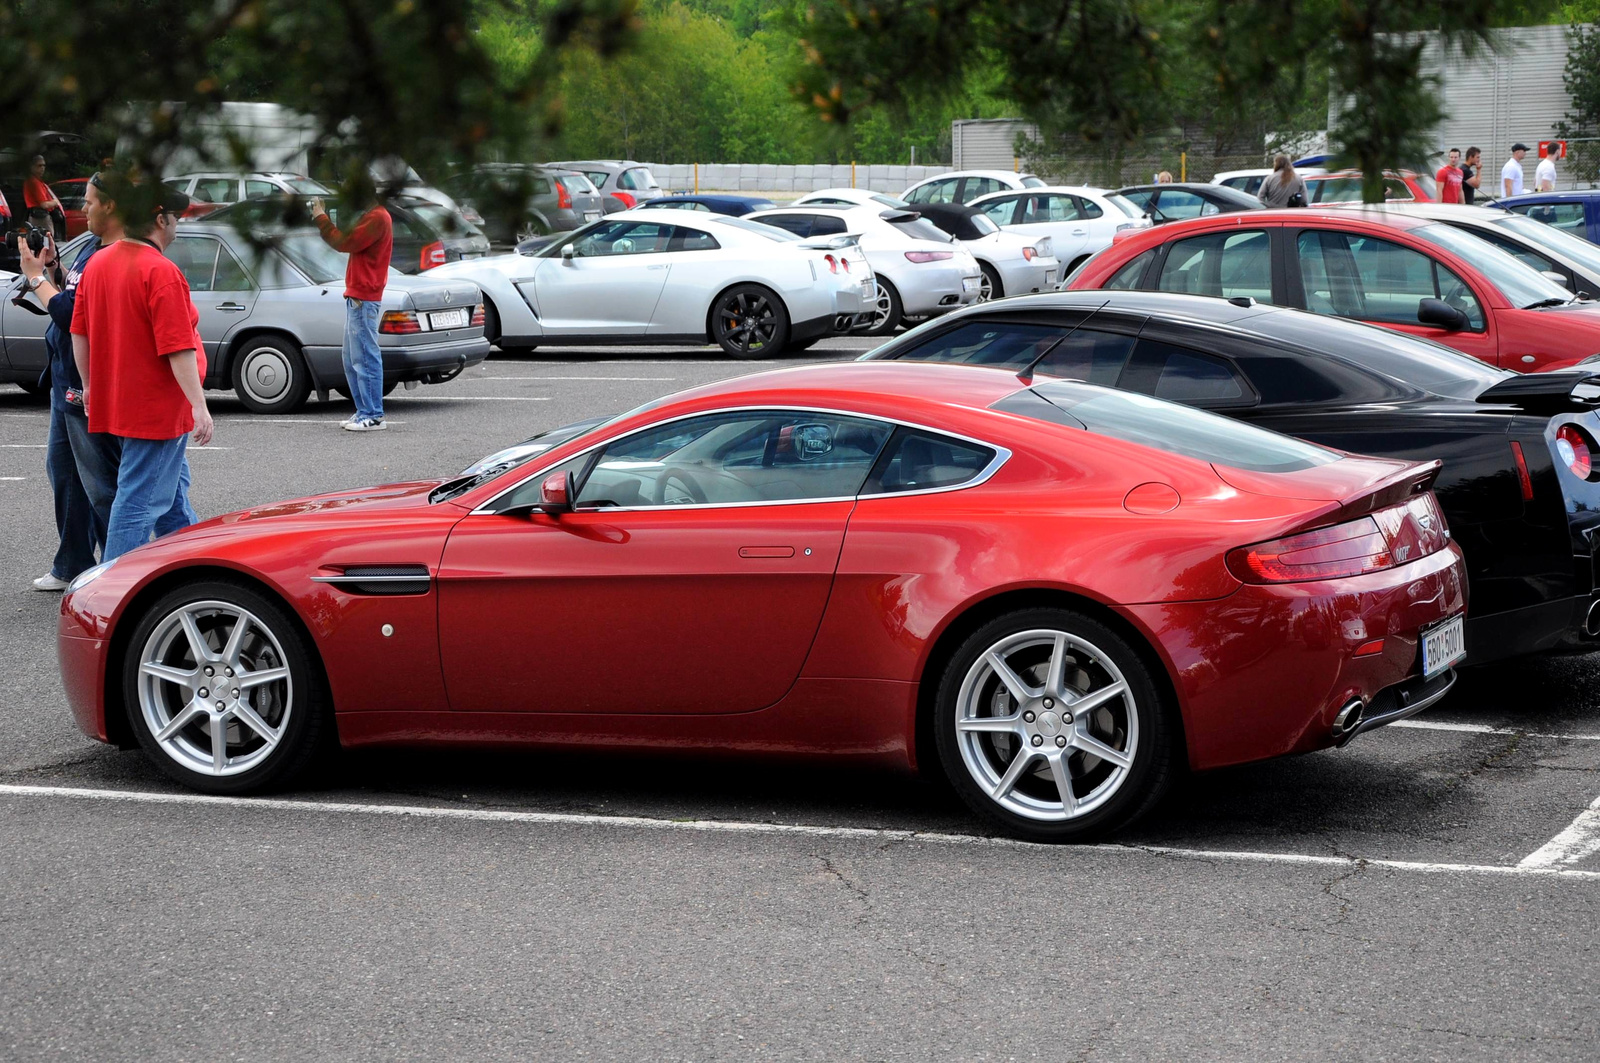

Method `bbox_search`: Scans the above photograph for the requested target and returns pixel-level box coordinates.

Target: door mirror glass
[1417,297,1469,331]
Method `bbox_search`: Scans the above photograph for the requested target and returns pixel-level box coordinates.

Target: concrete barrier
[645,162,955,194]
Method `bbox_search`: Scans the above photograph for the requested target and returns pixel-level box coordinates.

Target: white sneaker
[32,573,69,592]
[343,417,387,432]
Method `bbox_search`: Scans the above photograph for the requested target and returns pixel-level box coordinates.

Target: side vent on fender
[311,565,432,596]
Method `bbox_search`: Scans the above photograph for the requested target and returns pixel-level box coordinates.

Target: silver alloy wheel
[137,600,294,777]
[953,628,1138,821]
[977,270,994,302]
[237,345,294,407]
[870,284,893,329]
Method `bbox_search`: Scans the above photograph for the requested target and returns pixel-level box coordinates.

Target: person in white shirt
[1536,148,1558,191]
[1502,143,1528,197]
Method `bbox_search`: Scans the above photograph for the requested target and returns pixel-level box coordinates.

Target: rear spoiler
[797,233,864,250]
[1330,459,1443,525]
[1476,367,1600,412]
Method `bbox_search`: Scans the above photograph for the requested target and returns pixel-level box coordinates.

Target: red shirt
[1435,165,1463,204]
[70,241,206,440]
[23,176,53,209]
[315,206,394,302]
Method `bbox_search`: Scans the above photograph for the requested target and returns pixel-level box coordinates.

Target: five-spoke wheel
[935,608,1176,840]
[124,581,328,793]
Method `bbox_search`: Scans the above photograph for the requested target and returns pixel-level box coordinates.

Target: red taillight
[1556,424,1593,479]
[1022,247,1037,261]
[840,257,850,272]
[420,241,447,271]
[905,250,954,263]
[470,303,485,327]
[1509,440,1535,500]
[556,181,572,209]
[1227,495,1450,584]
[823,254,838,273]
[613,191,636,208]
[379,310,422,335]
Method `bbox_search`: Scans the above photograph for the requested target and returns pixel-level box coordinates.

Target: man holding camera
[70,182,212,561]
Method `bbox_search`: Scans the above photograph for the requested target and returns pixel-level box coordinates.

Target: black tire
[122,579,331,795]
[711,284,790,359]
[484,299,538,355]
[977,262,1003,302]
[230,336,311,414]
[932,607,1178,842]
[860,278,903,336]
[13,379,48,400]
[1065,255,1091,281]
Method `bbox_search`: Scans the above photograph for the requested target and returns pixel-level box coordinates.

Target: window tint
[573,220,675,256]
[753,214,811,237]
[862,428,997,494]
[891,217,951,242]
[909,179,958,205]
[1120,190,1155,212]
[1297,230,1485,329]
[619,168,653,191]
[166,237,219,292]
[886,320,1135,384]
[669,226,719,251]
[244,180,277,200]
[533,177,552,196]
[1020,195,1078,224]
[1129,339,1249,404]
[809,215,848,236]
[980,198,1020,226]
[192,178,236,204]
[1153,190,1213,221]
[1156,230,1271,301]
[1475,230,1559,275]
[1512,201,1588,234]
[1105,249,1155,290]
[212,244,253,291]
[565,411,893,508]
[994,382,1336,473]
[1075,196,1104,219]
[961,177,1002,202]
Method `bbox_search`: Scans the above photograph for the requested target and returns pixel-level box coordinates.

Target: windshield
[1104,194,1145,218]
[286,177,332,195]
[710,216,801,241]
[1021,176,1045,188]
[1411,222,1574,308]
[892,217,955,243]
[1491,213,1600,278]
[273,232,347,284]
[872,194,913,209]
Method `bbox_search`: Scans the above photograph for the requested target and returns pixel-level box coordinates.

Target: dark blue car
[639,194,776,217]
[1498,190,1600,245]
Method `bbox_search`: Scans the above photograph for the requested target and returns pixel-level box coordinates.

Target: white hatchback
[968,186,1151,275]
[902,170,1045,206]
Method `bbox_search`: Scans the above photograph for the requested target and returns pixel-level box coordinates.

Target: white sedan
[747,205,982,335]
[969,186,1151,275]
[795,187,913,210]
[902,170,1045,205]
[426,209,876,359]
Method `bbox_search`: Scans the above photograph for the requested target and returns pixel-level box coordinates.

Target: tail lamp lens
[470,303,485,327]
[1022,247,1037,261]
[1509,440,1534,501]
[1556,424,1593,479]
[823,254,838,273]
[1227,494,1450,584]
[840,256,850,272]
[420,241,447,271]
[614,192,636,208]
[379,310,422,334]
[904,250,954,263]
[556,181,572,209]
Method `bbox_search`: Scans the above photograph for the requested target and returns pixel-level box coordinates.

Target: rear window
[1104,194,1145,218]
[892,217,954,243]
[410,202,484,238]
[709,216,800,242]
[1021,176,1045,188]
[285,177,332,195]
[991,381,1337,473]
[558,174,598,194]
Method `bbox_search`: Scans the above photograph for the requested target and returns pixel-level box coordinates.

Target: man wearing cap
[1502,144,1528,198]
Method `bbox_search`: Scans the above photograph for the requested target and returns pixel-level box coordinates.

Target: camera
[11,224,48,257]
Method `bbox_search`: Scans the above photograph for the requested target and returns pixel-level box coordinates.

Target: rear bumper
[304,336,490,391]
[792,311,858,343]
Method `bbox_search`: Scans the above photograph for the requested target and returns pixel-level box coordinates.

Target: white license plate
[583,211,602,222]
[860,279,874,295]
[428,308,469,331]
[1046,270,1057,284]
[962,276,981,292]
[1422,614,1465,677]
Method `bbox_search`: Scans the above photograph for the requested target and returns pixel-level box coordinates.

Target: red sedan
[58,364,1467,841]
[1074,208,1600,371]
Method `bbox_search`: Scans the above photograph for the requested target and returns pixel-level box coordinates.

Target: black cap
[157,185,191,217]
[1512,142,1529,152]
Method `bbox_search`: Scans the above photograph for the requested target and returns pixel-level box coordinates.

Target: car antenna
[1016,299,1111,385]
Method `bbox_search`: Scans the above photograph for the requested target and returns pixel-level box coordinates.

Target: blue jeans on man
[342,298,384,422]
[100,435,197,561]
[45,386,102,581]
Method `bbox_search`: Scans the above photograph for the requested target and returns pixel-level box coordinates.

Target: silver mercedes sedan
[0,221,490,414]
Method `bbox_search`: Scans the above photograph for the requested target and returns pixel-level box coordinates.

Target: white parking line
[0,476,25,480]
[0,443,231,450]
[386,396,552,402]
[228,419,409,426]
[1391,719,1600,741]
[468,376,677,382]
[2,783,1597,881]
[1519,794,1600,869]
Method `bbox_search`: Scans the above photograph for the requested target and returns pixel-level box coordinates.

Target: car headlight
[66,560,115,594]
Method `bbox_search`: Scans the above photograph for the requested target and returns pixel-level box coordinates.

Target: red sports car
[1072,208,1600,371]
[58,364,1467,840]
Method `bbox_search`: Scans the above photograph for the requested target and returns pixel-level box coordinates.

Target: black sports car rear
[863,290,1600,665]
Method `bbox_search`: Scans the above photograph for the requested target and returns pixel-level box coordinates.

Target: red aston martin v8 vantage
[58,363,1468,840]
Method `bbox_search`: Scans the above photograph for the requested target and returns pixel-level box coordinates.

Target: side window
[212,244,254,291]
[808,215,848,236]
[1074,196,1103,219]
[1153,190,1208,221]
[192,178,237,204]
[1383,178,1413,200]
[1514,202,1587,234]
[166,236,219,293]
[1477,230,1558,275]
[581,171,610,189]
[244,180,277,200]
[960,177,1002,202]
[754,214,812,237]
[1020,195,1072,224]
[1038,329,1137,384]
[888,320,1129,383]
[533,177,552,196]
[1155,230,1271,301]
[574,220,674,256]
[863,428,998,494]
[981,198,1020,226]
[618,168,646,190]
[911,179,958,205]
[669,226,720,252]
[1105,248,1156,290]
[570,411,893,508]
[1298,230,1484,330]
[1120,190,1156,212]
[1127,338,1251,406]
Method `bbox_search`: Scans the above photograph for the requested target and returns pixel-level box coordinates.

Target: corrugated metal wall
[951,120,1039,170]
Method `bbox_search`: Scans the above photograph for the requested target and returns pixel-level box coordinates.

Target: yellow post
[694,163,699,194]
[1014,155,1019,173]
[851,160,856,188]
[1180,152,1187,182]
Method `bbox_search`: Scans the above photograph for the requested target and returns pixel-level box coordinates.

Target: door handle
[739,546,795,558]
[647,264,668,270]
[1071,229,1087,236]
[217,302,248,312]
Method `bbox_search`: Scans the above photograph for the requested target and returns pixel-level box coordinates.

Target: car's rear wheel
[231,336,311,414]
[933,607,1177,841]
[860,278,903,336]
[123,580,330,794]
[712,284,790,359]
[977,263,1003,302]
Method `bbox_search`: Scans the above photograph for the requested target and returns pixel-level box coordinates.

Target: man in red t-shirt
[70,183,213,560]
[1435,148,1463,205]
[311,192,394,431]
[23,155,65,239]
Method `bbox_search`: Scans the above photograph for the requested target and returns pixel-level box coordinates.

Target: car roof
[1132,206,1436,232]
[647,194,769,205]
[1503,189,1599,201]
[1355,202,1511,223]
[910,170,1035,183]
[970,185,1111,200]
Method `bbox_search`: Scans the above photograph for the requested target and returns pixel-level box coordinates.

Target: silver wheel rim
[870,285,893,330]
[137,600,294,777]
[954,628,1138,822]
[978,270,994,302]
[238,345,294,406]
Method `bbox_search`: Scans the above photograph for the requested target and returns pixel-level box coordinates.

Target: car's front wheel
[231,336,311,414]
[712,284,790,359]
[123,580,330,794]
[934,607,1178,841]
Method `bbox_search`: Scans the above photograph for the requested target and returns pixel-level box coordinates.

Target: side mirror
[538,471,574,513]
[560,243,575,261]
[1542,270,1571,287]
[1417,297,1469,332]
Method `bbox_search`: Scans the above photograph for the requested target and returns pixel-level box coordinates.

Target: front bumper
[304,335,490,391]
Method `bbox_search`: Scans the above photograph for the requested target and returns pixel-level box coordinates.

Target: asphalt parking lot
[3,336,1599,1060]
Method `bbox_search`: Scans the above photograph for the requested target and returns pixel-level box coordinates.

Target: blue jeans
[103,435,198,561]
[342,298,384,421]
[45,388,103,580]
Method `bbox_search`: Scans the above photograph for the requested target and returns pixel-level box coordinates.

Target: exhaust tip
[1585,600,1600,637]
[1332,699,1365,745]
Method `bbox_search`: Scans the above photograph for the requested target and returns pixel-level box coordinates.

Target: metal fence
[1559,138,1600,190]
